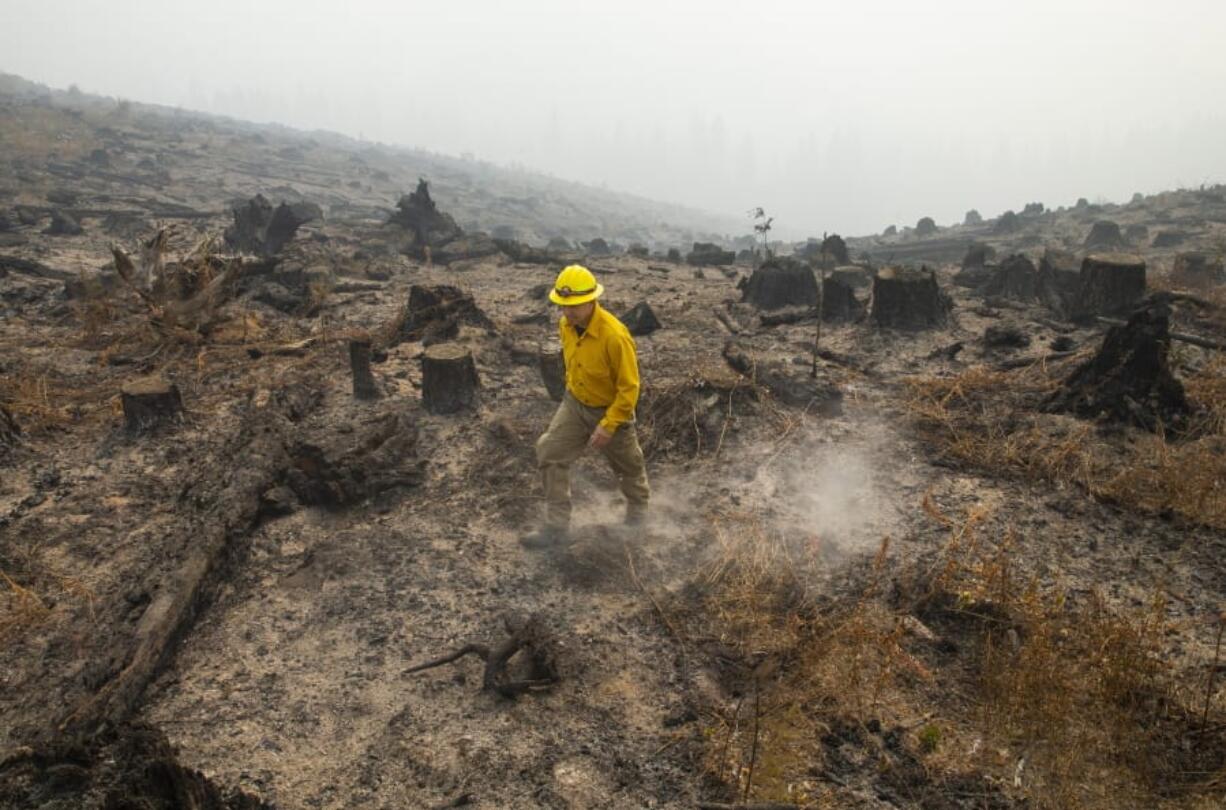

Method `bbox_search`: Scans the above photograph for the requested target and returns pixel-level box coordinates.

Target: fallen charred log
[286,411,424,507]
[0,722,269,810]
[56,382,327,736]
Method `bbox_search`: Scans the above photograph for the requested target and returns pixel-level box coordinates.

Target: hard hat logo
[549,265,604,305]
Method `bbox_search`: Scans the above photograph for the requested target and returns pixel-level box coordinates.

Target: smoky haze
[3,0,1225,238]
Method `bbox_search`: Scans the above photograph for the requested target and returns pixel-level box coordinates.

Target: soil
[3,76,1226,810]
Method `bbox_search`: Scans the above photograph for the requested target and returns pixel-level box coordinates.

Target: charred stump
[1084,220,1124,251]
[620,301,662,336]
[741,257,818,310]
[421,344,480,414]
[821,233,850,266]
[1037,248,1081,318]
[539,342,566,402]
[1044,302,1190,432]
[979,254,1038,301]
[389,284,495,347]
[224,194,321,257]
[349,339,380,400]
[1172,252,1225,288]
[953,243,996,288]
[121,376,183,432]
[686,242,736,266]
[821,275,863,322]
[870,266,951,330]
[1070,253,1146,321]
[388,179,463,258]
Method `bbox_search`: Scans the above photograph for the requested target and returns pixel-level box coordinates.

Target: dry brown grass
[0,371,77,433]
[0,105,98,161]
[904,356,1226,528]
[688,505,1226,808]
[0,568,52,644]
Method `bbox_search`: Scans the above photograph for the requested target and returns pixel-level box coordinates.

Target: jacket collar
[565,302,605,338]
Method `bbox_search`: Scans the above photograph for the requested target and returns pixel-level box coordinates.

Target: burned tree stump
[421,344,480,414]
[1070,253,1146,321]
[741,257,818,310]
[953,243,996,288]
[539,341,566,402]
[349,339,380,400]
[1172,252,1225,288]
[1037,248,1081,318]
[821,275,863,322]
[224,194,321,257]
[388,284,494,348]
[620,301,662,336]
[1044,301,1190,432]
[870,266,950,330]
[1084,220,1124,251]
[979,254,1038,301]
[120,376,183,432]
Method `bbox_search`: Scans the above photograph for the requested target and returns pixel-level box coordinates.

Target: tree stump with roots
[121,377,183,432]
[421,344,480,414]
[870,266,950,330]
[1044,301,1189,432]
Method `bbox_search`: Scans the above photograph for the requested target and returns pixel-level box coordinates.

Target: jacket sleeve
[600,332,640,432]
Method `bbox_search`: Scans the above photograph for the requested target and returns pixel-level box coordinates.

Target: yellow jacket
[559,303,641,432]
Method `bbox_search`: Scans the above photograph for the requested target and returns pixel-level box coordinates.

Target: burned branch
[404,614,560,699]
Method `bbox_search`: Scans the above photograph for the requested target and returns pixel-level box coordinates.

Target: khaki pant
[535,393,650,530]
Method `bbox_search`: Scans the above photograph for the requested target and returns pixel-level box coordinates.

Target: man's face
[560,300,596,326]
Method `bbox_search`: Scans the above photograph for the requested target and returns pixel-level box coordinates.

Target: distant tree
[749,207,773,263]
[964,209,983,226]
[916,216,938,237]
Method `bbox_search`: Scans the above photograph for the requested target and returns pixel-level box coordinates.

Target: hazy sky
[3,0,1225,237]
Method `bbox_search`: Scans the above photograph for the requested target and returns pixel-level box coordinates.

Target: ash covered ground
[3,76,1226,809]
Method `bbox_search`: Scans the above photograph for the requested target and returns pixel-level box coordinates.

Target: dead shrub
[905,359,1226,528]
[638,371,767,461]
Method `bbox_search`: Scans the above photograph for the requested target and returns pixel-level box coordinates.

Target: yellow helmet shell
[549,264,604,305]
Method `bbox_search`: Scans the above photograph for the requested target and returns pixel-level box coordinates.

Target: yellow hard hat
[549,264,604,305]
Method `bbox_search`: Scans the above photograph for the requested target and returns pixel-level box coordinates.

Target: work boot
[624,505,648,528]
[520,525,569,550]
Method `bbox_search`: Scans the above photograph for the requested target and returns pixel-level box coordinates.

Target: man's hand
[589,424,614,449]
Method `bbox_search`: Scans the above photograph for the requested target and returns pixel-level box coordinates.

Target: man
[522,264,650,549]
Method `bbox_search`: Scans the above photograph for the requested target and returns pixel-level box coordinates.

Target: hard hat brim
[548,282,604,306]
